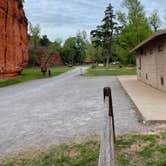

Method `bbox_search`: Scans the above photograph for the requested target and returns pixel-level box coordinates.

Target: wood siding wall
[136,36,166,92]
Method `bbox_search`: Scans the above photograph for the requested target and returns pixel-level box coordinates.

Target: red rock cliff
[0,0,29,79]
[48,52,64,66]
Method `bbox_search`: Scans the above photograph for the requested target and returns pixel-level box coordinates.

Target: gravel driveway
[0,67,153,155]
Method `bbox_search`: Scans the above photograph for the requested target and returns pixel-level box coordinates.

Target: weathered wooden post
[98,87,116,166]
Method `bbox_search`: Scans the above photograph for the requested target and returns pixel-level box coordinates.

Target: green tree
[86,44,103,62]
[149,10,161,32]
[101,3,118,68]
[62,37,77,65]
[62,32,88,65]
[75,31,88,64]
[48,40,62,54]
[40,35,50,47]
[29,23,40,49]
[91,27,104,62]
[115,0,152,64]
[122,0,152,44]
[91,3,117,69]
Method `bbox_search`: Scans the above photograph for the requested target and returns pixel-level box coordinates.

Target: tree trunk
[154,26,158,32]
[97,47,99,63]
[103,49,106,67]
[105,45,111,70]
[106,55,110,70]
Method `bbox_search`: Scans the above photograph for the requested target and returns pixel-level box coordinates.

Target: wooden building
[131,30,166,92]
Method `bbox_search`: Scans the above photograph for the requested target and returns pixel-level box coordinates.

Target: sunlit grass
[0,66,72,87]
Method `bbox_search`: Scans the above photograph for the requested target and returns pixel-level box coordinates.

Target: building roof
[130,30,166,53]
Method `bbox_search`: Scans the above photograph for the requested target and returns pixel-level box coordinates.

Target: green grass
[83,65,136,76]
[0,132,165,166]
[0,141,99,166]
[116,132,166,166]
[0,66,72,88]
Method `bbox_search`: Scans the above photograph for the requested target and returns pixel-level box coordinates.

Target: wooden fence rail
[98,87,116,166]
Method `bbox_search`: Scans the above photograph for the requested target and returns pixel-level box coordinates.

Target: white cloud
[24,0,166,41]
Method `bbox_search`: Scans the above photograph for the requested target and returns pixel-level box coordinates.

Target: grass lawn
[0,66,72,88]
[83,65,136,76]
[0,132,165,166]
[0,141,99,166]
[116,131,166,166]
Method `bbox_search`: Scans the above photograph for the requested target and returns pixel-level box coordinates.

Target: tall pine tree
[91,3,117,69]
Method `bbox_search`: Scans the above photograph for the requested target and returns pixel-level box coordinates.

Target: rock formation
[36,48,64,67]
[0,0,29,79]
[48,52,64,66]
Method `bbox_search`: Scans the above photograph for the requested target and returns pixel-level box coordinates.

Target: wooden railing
[98,87,116,166]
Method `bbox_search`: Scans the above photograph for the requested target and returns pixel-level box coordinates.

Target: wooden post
[98,87,115,166]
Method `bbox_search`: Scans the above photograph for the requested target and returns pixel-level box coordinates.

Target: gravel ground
[0,67,156,156]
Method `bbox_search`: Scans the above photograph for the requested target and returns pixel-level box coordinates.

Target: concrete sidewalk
[118,76,166,122]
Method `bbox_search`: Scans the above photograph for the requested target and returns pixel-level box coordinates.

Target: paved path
[0,67,155,156]
[118,76,166,122]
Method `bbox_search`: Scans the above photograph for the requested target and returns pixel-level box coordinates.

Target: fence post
[98,87,116,166]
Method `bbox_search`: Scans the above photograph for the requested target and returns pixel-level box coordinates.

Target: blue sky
[24,0,166,41]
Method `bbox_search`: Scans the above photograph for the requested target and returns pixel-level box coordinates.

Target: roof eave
[130,30,166,54]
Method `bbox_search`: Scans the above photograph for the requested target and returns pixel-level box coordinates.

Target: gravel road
[0,67,154,155]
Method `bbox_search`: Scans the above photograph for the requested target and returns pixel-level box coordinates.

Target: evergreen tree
[101,3,117,68]
[91,3,118,68]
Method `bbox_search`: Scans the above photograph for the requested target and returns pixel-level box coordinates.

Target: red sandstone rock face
[0,0,29,79]
[48,52,64,66]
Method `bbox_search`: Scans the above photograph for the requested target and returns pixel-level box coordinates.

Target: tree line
[91,0,165,66]
[28,0,166,67]
[28,26,89,66]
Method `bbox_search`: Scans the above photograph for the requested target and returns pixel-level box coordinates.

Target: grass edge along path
[0,131,165,166]
[0,66,73,88]
[83,65,137,76]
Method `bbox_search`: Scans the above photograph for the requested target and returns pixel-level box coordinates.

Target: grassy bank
[0,132,165,166]
[84,65,136,76]
[0,66,72,87]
